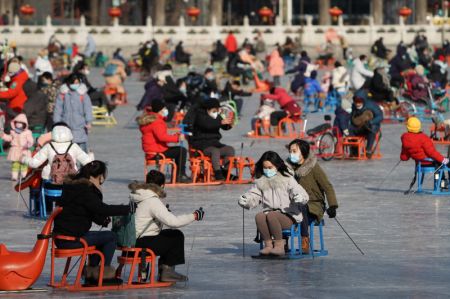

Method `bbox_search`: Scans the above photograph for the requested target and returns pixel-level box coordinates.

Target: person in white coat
[129,170,204,283]
[34,49,54,81]
[350,55,373,90]
[332,61,350,94]
[22,122,92,181]
[239,151,309,256]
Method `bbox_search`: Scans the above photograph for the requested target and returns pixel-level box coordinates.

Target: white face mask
[208,111,219,119]
[83,69,90,75]
[356,104,363,110]
[161,108,169,118]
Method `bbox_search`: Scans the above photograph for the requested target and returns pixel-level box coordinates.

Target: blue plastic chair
[39,181,62,218]
[416,159,450,195]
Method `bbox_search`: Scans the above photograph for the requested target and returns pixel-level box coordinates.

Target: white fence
[3,14,449,57]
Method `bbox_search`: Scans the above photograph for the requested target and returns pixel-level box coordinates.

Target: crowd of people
[3,28,450,288]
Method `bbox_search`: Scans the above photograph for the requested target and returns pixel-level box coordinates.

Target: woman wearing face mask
[53,73,93,152]
[239,151,308,256]
[34,48,53,80]
[137,99,190,183]
[53,160,136,282]
[190,99,234,181]
[286,139,338,254]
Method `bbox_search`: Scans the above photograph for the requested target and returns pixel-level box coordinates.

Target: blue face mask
[69,84,80,91]
[289,153,300,164]
[263,168,277,178]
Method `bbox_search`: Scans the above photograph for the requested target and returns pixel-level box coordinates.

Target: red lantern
[399,6,412,18]
[20,4,35,16]
[328,6,343,22]
[108,7,122,18]
[186,7,201,22]
[258,6,273,23]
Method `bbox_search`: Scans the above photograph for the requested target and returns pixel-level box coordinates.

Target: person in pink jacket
[268,48,285,86]
[1,113,34,180]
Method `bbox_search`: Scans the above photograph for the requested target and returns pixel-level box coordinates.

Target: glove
[129,202,138,214]
[193,207,204,221]
[343,129,349,137]
[443,158,449,165]
[326,206,337,218]
[238,195,249,209]
[102,217,111,227]
[292,194,304,203]
[166,204,171,212]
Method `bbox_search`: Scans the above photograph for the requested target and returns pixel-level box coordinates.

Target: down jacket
[240,173,309,223]
[22,125,93,180]
[129,182,195,238]
[190,109,231,151]
[0,70,29,112]
[137,112,179,158]
[400,132,445,163]
[286,151,338,222]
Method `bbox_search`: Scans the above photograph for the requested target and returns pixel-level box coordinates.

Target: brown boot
[259,239,273,255]
[302,237,310,254]
[270,240,286,256]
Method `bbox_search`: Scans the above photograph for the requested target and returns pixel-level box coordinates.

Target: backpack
[104,63,118,77]
[112,214,136,248]
[49,142,76,185]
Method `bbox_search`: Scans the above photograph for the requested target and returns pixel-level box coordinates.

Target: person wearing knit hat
[190,98,235,181]
[400,116,448,166]
[137,99,190,183]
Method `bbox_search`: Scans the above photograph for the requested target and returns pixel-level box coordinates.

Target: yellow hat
[407,117,421,133]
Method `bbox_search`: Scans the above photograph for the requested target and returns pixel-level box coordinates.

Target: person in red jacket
[225,31,238,54]
[0,62,29,131]
[137,99,190,183]
[262,87,302,135]
[400,117,448,165]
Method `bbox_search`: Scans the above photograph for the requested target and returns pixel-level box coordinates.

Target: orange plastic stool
[49,235,105,290]
[247,119,271,138]
[342,136,366,160]
[274,116,304,139]
[144,153,178,185]
[226,157,255,184]
[116,247,173,288]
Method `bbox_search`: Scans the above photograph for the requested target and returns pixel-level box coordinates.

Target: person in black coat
[53,161,135,280]
[210,40,227,65]
[371,38,388,59]
[389,44,412,88]
[175,42,191,65]
[22,79,48,131]
[221,80,252,116]
[190,99,234,180]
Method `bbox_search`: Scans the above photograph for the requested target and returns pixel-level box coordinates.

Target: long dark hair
[73,160,108,180]
[255,151,290,178]
[288,139,310,159]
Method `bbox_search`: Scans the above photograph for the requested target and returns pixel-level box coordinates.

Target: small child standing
[304,70,323,113]
[1,113,34,180]
[248,98,276,136]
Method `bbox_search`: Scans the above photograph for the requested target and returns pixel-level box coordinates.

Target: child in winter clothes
[239,151,309,256]
[247,98,275,136]
[268,48,285,87]
[1,113,34,180]
[303,70,323,113]
[130,170,204,282]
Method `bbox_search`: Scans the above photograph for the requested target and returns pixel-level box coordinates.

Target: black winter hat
[151,99,165,113]
[202,98,221,110]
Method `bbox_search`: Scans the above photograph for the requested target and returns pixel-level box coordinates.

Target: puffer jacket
[129,182,195,238]
[190,109,231,151]
[263,87,302,117]
[240,173,309,223]
[351,58,373,90]
[137,112,179,158]
[53,177,131,238]
[22,125,92,180]
[0,70,29,112]
[350,90,383,128]
[286,152,338,221]
[2,113,34,162]
[268,50,285,77]
[400,132,445,163]
[23,79,48,128]
[53,84,93,143]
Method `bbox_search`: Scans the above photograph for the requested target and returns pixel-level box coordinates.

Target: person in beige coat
[129,170,204,283]
[239,151,309,256]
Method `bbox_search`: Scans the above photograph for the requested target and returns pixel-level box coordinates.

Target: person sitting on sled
[130,170,204,282]
[238,151,309,256]
[401,117,448,166]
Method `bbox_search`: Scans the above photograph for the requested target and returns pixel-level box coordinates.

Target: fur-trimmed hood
[255,173,293,191]
[136,112,159,126]
[128,182,166,203]
[288,151,317,177]
[63,177,92,186]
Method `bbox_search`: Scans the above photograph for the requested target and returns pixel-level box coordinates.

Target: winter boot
[177,173,191,183]
[11,171,18,181]
[302,237,310,254]
[159,265,188,282]
[259,239,273,255]
[84,266,100,280]
[270,240,286,256]
[214,169,225,181]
